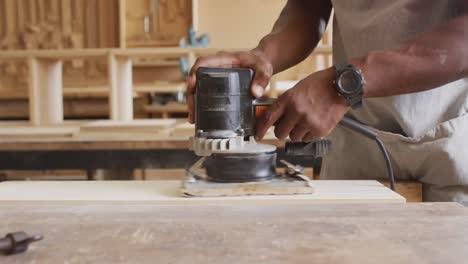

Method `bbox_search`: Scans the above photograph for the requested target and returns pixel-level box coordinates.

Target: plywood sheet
[0,180,405,204]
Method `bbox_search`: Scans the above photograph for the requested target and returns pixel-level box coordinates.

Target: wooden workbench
[0,120,294,173]
[1,201,467,263]
[0,119,280,151]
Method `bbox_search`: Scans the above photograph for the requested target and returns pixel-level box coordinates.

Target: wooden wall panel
[125,0,192,47]
[0,0,119,92]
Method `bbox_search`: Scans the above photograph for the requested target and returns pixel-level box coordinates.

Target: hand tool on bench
[0,231,43,255]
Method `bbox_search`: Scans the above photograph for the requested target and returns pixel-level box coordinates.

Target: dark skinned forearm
[255,1,468,141]
[254,0,332,74]
[352,7,468,98]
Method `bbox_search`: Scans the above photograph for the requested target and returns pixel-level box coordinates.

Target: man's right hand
[186,49,274,123]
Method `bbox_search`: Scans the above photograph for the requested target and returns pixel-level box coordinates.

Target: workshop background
[0,0,420,201]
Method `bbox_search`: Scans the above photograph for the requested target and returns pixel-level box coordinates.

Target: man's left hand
[256,68,349,141]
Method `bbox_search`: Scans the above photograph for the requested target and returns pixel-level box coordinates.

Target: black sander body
[192,67,276,182]
[184,67,329,197]
[184,66,395,196]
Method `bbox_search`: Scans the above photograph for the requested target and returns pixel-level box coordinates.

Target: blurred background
[0,0,333,181]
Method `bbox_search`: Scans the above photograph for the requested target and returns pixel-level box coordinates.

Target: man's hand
[256,68,348,142]
[186,49,273,123]
[185,0,333,124]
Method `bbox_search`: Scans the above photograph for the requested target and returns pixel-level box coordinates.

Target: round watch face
[338,70,362,94]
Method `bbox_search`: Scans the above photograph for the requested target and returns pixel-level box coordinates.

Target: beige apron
[322,0,468,202]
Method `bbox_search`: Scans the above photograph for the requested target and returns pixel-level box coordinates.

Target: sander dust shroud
[183,67,395,197]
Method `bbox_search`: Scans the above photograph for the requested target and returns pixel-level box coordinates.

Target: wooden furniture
[0,1,334,121]
[0,201,466,263]
[0,48,245,124]
[120,0,193,48]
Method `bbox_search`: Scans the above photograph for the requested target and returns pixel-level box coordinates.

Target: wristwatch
[333,63,365,109]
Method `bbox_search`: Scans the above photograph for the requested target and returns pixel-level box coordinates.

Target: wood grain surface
[0,202,467,264]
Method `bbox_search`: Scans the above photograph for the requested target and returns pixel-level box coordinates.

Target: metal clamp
[279,159,312,185]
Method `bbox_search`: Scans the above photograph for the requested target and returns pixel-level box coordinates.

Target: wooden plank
[112,47,190,58]
[192,0,199,31]
[0,180,405,204]
[72,0,84,31]
[0,138,188,150]
[49,0,59,22]
[0,49,109,60]
[0,118,280,150]
[118,0,126,48]
[16,0,25,33]
[107,0,118,47]
[0,126,77,138]
[61,0,72,36]
[0,1,3,41]
[41,59,64,125]
[0,83,180,99]
[28,57,41,125]
[0,99,29,118]
[132,58,180,67]
[98,0,109,48]
[85,0,98,48]
[0,119,176,139]
[0,47,263,60]
[0,97,113,119]
[2,0,17,48]
[37,0,46,23]
[80,119,176,128]
[4,0,16,34]
[62,98,112,117]
[380,180,423,203]
[79,119,176,134]
[0,202,467,263]
[136,81,185,94]
[28,58,64,126]
[108,54,133,121]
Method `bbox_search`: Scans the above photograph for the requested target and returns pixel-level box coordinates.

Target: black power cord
[261,97,396,191]
[338,117,396,191]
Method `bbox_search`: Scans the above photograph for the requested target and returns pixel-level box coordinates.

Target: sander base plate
[181,176,314,197]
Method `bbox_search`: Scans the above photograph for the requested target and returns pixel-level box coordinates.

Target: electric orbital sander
[182,67,331,197]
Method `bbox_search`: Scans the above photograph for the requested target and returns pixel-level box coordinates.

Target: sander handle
[254,97,395,191]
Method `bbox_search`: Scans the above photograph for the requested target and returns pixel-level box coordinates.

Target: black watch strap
[345,94,363,109]
[334,63,349,72]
